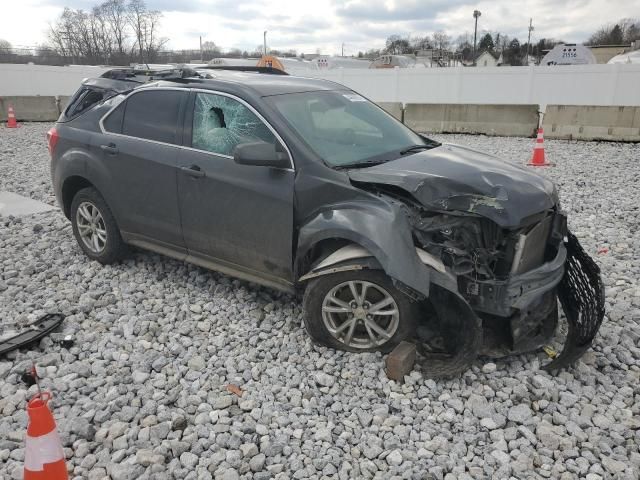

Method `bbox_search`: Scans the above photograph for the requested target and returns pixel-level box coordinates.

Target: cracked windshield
[269,90,425,166]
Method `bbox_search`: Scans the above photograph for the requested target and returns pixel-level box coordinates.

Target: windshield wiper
[334,159,387,170]
[400,144,434,155]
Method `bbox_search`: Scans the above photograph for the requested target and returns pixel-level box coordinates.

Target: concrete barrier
[404,104,539,137]
[377,102,403,122]
[543,105,640,142]
[0,96,63,122]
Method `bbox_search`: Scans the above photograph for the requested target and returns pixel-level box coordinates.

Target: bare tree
[202,41,221,59]
[127,0,166,63]
[586,18,640,45]
[432,31,451,51]
[384,35,411,55]
[410,35,432,51]
[102,0,129,61]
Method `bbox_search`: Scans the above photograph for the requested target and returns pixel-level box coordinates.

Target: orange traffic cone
[24,392,68,480]
[528,128,551,166]
[6,104,19,128]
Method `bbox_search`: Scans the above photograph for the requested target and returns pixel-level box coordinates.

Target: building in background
[369,55,421,68]
[588,44,634,63]
[473,51,503,67]
[415,49,464,67]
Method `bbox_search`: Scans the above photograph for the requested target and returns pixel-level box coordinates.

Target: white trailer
[541,44,597,66]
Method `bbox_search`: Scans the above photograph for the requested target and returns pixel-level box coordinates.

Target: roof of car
[140,70,348,97]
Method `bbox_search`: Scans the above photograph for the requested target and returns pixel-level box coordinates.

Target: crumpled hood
[348,143,557,228]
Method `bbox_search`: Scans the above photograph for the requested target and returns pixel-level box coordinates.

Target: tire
[303,269,419,353]
[70,187,127,264]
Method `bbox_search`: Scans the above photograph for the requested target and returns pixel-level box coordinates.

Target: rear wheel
[70,187,127,264]
[303,270,419,353]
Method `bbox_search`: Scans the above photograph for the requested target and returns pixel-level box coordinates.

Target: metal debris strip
[192,93,275,156]
[544,232,606,370]
[0,314,65,356]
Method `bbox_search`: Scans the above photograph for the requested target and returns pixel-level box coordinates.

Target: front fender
[296,200,431,296]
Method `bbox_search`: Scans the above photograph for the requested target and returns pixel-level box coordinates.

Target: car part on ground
[0,314,65,356]
[385,341,417,382]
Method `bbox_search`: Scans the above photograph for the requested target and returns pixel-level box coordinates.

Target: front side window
[121,90,185,144]
[267,90,434,167]
[192,93,276,156]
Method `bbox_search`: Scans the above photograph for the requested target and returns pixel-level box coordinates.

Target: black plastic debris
[60,335,74,349]
[544,233,606,370]
[0,313,65,356]
[415,285,483,378]
[21,370,38,386]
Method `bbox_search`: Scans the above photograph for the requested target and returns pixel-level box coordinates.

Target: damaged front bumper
[544,232,606,370]
[459,243,567,318]
[418,232,605,375]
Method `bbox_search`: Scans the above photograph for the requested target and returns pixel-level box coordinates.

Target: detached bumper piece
[543,233,605,370]
[0,314,64,356]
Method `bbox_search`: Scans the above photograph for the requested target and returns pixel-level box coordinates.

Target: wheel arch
[294,202,432,296]
[61,176,95,219]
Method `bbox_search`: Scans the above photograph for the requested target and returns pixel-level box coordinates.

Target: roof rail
[100,66,206,82]
[200,66,289,75]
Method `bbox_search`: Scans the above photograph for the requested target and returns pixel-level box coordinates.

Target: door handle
[180,165,206,178]
[100,143,118,154]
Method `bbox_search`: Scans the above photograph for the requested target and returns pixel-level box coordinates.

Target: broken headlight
[411,214,514,279]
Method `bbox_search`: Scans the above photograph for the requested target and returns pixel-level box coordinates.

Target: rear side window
[102,102,125,134]
[65,87,106,118]
[121,90,185,145]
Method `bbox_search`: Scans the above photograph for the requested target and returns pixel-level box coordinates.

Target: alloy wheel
[321,280,400,349]
[76,201,107,253]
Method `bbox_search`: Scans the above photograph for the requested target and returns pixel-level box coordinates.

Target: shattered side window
[192,93,276,156]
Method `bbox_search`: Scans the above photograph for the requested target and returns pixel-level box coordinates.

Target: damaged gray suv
[50,67,604,376]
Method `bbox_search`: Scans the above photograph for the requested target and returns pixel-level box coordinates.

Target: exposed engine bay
[355,182,604,376]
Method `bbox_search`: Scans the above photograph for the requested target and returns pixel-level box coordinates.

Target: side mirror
[233,142,290,169]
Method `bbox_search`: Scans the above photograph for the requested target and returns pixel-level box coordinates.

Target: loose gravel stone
[1,125,639,480]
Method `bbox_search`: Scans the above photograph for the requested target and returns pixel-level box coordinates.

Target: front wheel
[303,270,419,353]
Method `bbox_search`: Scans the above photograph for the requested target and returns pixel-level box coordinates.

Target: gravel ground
[1,123,639,480]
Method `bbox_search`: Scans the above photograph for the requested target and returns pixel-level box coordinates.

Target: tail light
[46,127,59,156]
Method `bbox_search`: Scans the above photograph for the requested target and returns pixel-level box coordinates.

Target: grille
[543,232,606,370]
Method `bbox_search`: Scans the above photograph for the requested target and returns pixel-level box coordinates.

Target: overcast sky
[4,0,637,55]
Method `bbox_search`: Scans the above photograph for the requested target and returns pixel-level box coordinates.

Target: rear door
[176,91,295,286]
[99,88,187,250]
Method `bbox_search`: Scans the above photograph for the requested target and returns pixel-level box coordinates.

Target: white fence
[289,64,640,107]
[0,64,110,96]
[1,63,639,106]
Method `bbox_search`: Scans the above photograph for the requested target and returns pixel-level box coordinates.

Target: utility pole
[199,36,203,62]
[473,10,481,66]
[526,18,534,65]
[341,43,344,57]
[263,31,268,56]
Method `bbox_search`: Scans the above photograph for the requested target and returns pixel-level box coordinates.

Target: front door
[177,91,295,287]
